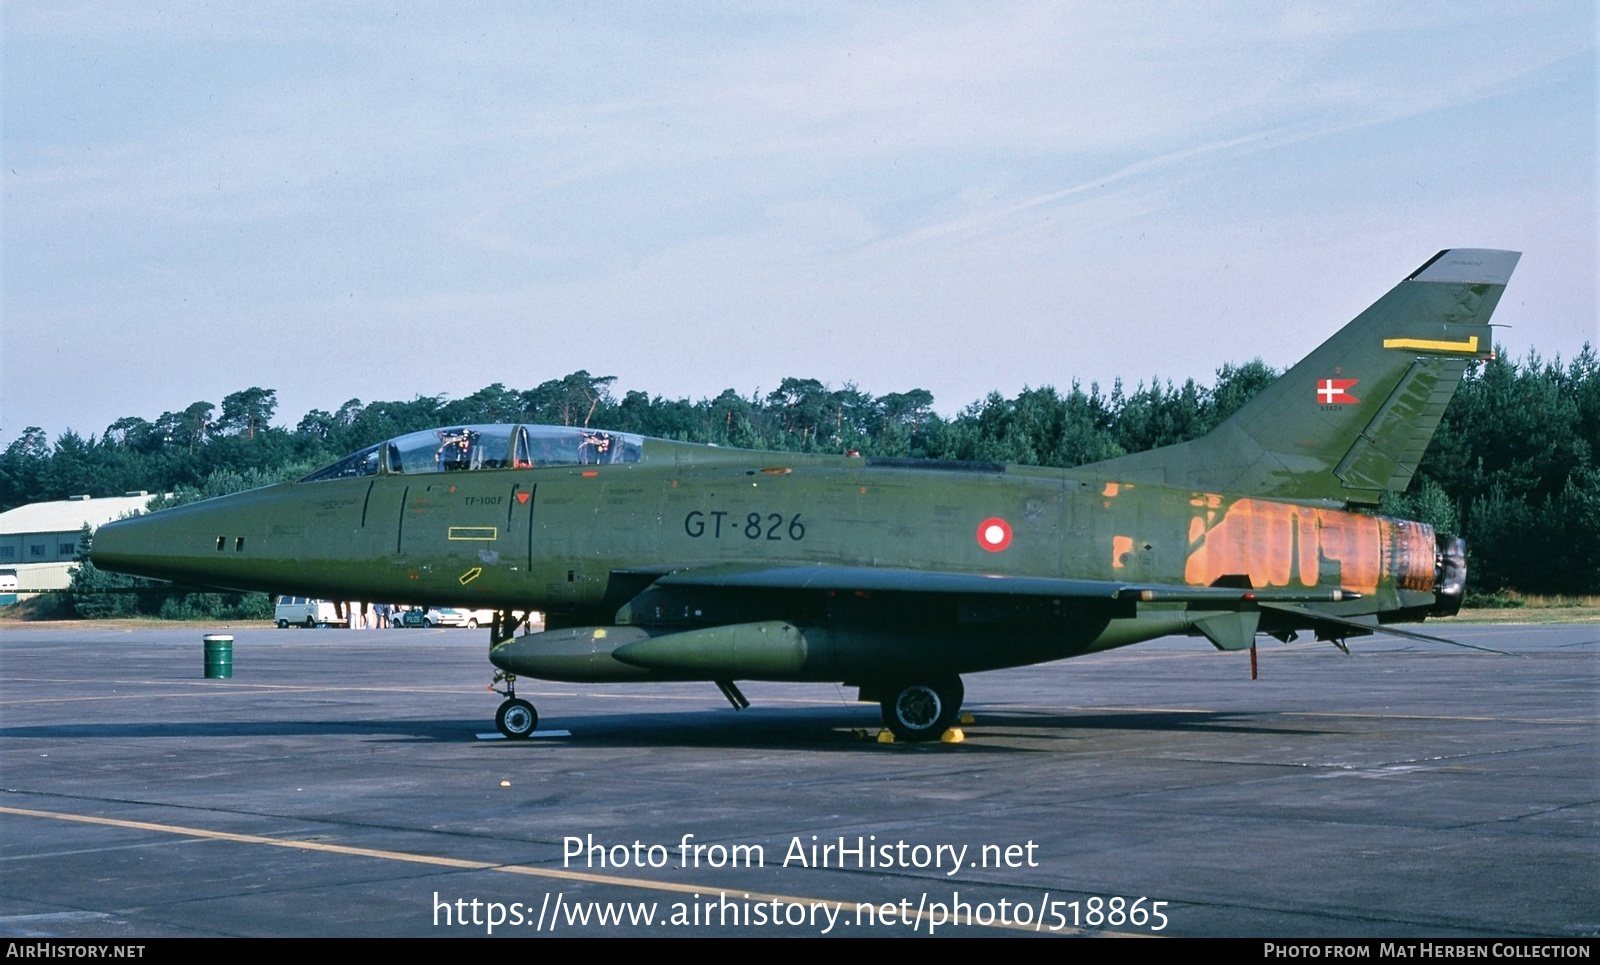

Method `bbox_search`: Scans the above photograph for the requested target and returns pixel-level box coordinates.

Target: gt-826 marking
[684,511,805,541]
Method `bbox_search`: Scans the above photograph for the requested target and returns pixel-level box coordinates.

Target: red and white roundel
[976,517,1013,552]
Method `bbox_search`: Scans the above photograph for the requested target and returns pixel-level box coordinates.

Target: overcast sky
[3,2,1594,445]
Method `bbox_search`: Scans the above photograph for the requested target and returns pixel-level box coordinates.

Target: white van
[0,570,17,593]
[274,596,344,628]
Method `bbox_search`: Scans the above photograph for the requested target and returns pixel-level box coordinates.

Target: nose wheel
[495,698,538,739]
[490,667,539,739]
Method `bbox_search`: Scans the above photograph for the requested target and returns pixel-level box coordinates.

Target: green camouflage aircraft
[93,249,1519,741]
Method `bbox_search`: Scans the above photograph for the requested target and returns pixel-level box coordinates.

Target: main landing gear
[876,676,964,742]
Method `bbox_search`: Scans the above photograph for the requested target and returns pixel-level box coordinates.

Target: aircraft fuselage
[91,439,1440,685]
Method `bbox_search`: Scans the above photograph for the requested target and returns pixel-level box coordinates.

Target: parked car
[394,607,446,628]
[274,596,343,628]
[452,608,496,628]
[390,607,534,629]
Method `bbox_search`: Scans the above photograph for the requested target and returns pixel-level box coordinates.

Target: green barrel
[203,634,234,679]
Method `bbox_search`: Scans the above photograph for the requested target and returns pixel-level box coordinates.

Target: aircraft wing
[615,564,1478,655]
[623,562,1354,605]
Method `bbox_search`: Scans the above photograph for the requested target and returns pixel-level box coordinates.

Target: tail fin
[1090,249,1520,505]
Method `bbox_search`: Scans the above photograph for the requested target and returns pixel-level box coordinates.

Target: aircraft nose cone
[89,515,148,575]
[88,504,220,585]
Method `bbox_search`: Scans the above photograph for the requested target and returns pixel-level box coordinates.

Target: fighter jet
[92,249,1519,741]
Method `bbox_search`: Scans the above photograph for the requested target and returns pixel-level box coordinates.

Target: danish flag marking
[1317,378,1359,404]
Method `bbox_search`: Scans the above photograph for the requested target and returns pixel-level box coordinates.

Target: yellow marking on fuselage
[448,526,498,540]
[1382,335,1480,354]
[459,566,483,585]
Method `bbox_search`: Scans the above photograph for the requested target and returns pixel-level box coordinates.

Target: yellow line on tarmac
[0,683,853,711]
[1002,704,1590,725]
[0,684,480,705]
[2,677,473,693]
[0,805,1145,936]
[1293,711,1593,725]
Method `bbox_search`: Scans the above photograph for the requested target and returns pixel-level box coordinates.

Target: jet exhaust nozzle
[1431,533,1467,617]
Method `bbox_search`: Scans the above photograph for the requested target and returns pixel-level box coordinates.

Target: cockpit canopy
[300,425,644,483]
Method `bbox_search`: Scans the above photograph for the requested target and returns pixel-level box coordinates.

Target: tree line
[6,347,1597,610]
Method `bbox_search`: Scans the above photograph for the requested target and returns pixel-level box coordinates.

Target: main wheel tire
[277,619,289,629]
[304,616,316,629]
[467,618,478,629]
[496,698,538,740]
[880,677,964,742]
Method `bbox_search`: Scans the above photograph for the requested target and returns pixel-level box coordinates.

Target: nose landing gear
[496,696,538,739]
[490,669,538,739]
[489,606,542,740]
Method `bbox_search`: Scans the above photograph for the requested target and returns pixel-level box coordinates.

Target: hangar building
[0,493,156,594]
